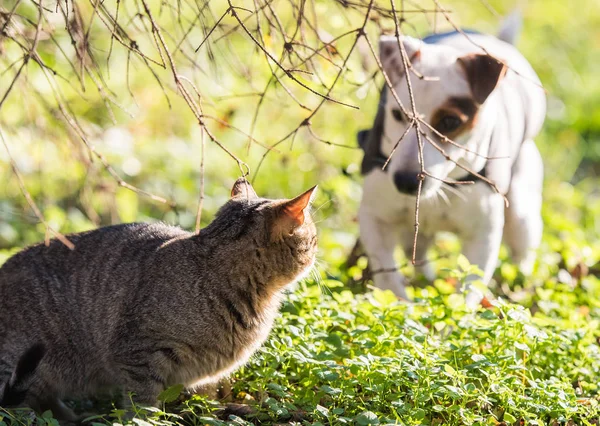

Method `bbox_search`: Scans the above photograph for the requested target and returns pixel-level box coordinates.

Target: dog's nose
[393,171,420,194]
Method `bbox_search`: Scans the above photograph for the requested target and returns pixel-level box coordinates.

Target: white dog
[358,19,546,306]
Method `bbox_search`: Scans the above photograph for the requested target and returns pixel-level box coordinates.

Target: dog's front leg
[359,210,408,299]
[461,195,505,308]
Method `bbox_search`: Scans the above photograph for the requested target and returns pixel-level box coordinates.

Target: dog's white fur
[358,22,546,307]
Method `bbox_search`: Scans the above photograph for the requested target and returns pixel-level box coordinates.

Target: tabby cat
[0,178,317,420]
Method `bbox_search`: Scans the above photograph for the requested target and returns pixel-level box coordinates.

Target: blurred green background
[1,0,599,287]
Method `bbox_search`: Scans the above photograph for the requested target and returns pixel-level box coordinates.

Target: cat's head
[207,178,318,288]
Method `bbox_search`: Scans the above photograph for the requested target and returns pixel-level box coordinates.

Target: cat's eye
[435,114,463,134]
[391,109,404,122]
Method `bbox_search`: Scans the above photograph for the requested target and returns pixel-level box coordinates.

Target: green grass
[4,282,598,425]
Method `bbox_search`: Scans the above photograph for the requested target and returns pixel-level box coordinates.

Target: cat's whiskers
[309,198,334,227]
[310,259,333,296]
[311,198,333,216]
[311,218,330,226]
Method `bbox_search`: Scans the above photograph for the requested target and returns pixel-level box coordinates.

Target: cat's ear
[231,178,258,200]
[277,185,317,230]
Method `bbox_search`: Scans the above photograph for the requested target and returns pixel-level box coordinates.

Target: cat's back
[1,222,188,274]
[0,222,191,340]
[0,222,195,396]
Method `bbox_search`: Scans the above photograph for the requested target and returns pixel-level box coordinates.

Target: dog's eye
[436,115,462,134]
[391,109,404,122]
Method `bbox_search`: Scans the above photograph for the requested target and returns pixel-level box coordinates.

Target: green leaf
[157,383,184,403]
[457,254,471,271]
[320,385,342,396]
[480,310,497,320]
[41,411,54,420]
[326,333,343,349]
[444,385,463,399]
[132,419,154,426]
[413,409,426,420]
[355,411,379,426]
[444,364,456,376]
[316,405,329,417]
[372,289,398,307]
[514,342,530,352]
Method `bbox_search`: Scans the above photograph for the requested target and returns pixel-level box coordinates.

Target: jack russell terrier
[358,18,546,307]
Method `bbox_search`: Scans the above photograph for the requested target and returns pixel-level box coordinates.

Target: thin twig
[389,0,425,265]
[195,127,206,233]
[0,128,74,249]
[227,3,358,109]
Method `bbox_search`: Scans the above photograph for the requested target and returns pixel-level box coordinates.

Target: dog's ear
[357,129,370,150]
[457,54,507,104]
[379,35,421,85]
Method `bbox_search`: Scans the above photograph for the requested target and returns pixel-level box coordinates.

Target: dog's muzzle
[393,171,420,195]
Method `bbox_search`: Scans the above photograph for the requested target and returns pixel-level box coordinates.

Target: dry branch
[0,0,517,260]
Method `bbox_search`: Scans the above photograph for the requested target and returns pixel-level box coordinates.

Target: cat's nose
[393,171,420,194]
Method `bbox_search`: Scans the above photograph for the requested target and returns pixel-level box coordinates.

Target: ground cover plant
[1,0,600,424]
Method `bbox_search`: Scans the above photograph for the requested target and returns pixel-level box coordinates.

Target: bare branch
[0,128,74,250]
[227,3,358,109]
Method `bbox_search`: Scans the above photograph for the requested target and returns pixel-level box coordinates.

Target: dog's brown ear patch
[457,54,507,105]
